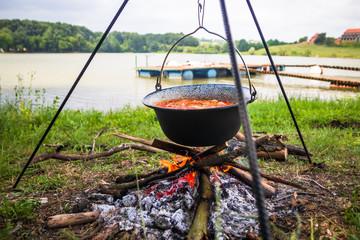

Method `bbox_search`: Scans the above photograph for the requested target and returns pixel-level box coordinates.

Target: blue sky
[0,0,359,42]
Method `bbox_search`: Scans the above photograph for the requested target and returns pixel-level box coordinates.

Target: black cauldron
[143,84,255,147]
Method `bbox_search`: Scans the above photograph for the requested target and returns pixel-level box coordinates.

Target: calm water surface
[0,53,359,110]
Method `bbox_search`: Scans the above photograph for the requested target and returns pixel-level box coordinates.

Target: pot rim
[143,84,250,111]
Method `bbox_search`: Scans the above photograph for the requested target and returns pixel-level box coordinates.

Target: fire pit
[44,132,310,239]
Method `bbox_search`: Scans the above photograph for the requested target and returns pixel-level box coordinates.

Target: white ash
[90,178,196,239]
[207,174,273,239]
[82,173,309,239]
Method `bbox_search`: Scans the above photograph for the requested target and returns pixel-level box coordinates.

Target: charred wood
[91,222,119,240]
[226,167,275,198]
[187,172,213,240]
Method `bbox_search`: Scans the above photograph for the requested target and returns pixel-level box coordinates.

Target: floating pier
[137,63,360,88]
[137,63,284,79]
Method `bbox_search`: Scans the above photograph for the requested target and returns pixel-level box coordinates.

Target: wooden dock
[243,68,360,88]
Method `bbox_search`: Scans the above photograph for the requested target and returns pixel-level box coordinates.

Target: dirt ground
[3,157,359,240]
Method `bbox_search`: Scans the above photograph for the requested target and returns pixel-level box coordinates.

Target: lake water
[0,53,359,111]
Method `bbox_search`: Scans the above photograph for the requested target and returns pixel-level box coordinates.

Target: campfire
[45,131,311,239]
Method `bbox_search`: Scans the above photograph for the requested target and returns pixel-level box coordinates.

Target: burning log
[226,167,275,198]
[187,171,213,240]
[106,136,271,194]
[115,144,227,185]
[46,211,100,229]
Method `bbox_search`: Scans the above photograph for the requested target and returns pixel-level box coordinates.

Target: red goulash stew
[154,99,236,109]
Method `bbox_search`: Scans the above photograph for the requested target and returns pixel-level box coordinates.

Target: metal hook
[198,0,205,27]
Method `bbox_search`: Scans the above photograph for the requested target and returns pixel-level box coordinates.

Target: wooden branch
[151,138,201,156]
[81,220,104,240]
[92,129,106,153]
[226,167,275,198]
[92,223,119,240]
[192,143,228,161]
[111,132,152,145]
[109,162,191,191]
[32,143,160,165]
[224,162,307,190]
[115,168,168,184]
[47,211,100,229]
[187,172,213,240]
[285,144,312,157]
[112,132,201,157]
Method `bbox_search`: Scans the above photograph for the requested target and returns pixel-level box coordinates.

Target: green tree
[0,27,14,51]
[248,47,255,55]
[298,36,308,42]
[314,33,326,45]
[236,39,250,51]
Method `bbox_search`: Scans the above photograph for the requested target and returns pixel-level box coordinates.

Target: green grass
[248,43,360,58]
[0,78,360,238]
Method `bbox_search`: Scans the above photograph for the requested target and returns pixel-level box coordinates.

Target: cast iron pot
[143,84,255,147]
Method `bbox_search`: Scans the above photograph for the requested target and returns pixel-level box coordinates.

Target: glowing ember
[222,165,231,172]
[147,155,198,195]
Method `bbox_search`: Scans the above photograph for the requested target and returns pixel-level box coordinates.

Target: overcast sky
[0,0,359,42]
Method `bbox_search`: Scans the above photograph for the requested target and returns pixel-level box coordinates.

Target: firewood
[225,162,307,190]
[151,138,201,156]
[257,148,288,161]
[227,167,275,198]
[47,211,100,229]
[235,132,311,160]
[92,223,119,240]
[187,172,213,240]
[111,132,152,145]
[193,143,228,160]
[285,144,312,157]
[111,132,201,156]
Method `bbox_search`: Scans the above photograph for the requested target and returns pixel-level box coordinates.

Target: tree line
[4,19,350,54]
[0,19,199,53]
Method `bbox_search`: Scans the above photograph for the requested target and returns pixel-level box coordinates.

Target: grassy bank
[249,43,360,59]
[0,90,359,238]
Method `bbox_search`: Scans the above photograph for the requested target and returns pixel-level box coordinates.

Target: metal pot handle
[155,27,201,91]
[155,20,256,101]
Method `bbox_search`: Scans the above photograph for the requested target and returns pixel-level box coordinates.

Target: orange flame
[159,155,193,173]
[159,155,197,188]
[222,165,231,172]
